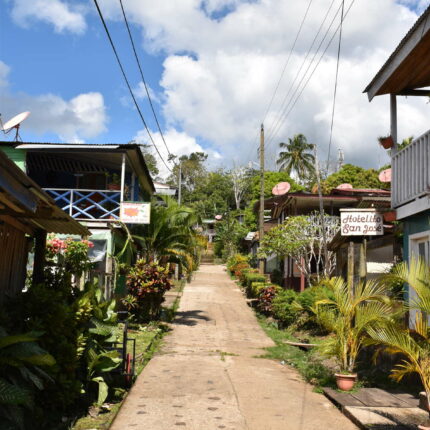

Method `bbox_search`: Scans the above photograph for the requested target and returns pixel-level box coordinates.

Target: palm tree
[367,258,430,422]
[277,134,315,182]
[315,277,394,376]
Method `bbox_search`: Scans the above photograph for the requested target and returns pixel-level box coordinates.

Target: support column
[359,238,367,284]
[120,153,126,203]
[32,230,47,285]
[347,241,355,292]
[390,94,397,153]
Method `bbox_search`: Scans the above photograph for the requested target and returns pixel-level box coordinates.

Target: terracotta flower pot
[378,136,394,149]
[383,210,397,222]
[335,373,357,391]
[108,183,121,191]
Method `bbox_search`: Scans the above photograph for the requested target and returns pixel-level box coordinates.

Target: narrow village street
[111,264,356,430]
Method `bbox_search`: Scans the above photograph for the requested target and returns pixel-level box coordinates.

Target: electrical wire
[92,0,173,173]
[326,0,345,174]
[261,0,314,125]
[266,0,355,151]
[118,0,173,160]
[264,0,339,148]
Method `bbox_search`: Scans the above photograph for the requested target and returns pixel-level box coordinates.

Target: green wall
[0,147,26,171]
[402,209,430,261]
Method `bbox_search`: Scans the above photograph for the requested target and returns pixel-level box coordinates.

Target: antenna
[337,148,344,171]
[1,111,31,141]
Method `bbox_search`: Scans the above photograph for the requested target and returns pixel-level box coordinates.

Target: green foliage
[243,273,267,297]
[0,327,55,429]
[271,289,299,327]
[249,171,304,201]
[214,214,248,260]
[320,163,390,193]
[256,285,281,314]
[126,261,172,321]
[368,258,430,408]
[315,277,394,373]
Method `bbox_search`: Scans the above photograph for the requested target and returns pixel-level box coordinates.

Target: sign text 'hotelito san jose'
[340,209,384,236]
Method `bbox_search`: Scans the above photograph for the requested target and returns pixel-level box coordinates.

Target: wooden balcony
[392,129,430,216]
[45,188,120,221]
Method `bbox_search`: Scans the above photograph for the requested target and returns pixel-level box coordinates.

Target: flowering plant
[46,235,94,277]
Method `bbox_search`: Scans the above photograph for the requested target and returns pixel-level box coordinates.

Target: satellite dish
[215,215,222,220]
[378,168,391,183]
[336,183,353,190]
[1,111,30,141]
[272,182,291,196]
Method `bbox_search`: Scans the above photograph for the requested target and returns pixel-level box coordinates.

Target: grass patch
[257,315,336,392]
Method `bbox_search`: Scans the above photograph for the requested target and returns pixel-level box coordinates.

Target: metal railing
[392,129,430,208]
[45,188,120,221]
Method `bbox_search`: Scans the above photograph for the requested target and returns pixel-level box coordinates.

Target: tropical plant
[277,134,315,182]
[367,258,430,421]
[0,327,55,429]
[126,261,172,321]
[315,277,394,374]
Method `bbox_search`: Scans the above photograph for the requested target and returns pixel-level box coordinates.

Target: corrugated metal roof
[27,152,108,173]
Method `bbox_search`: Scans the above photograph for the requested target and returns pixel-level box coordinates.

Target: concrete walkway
[111,264,356,430]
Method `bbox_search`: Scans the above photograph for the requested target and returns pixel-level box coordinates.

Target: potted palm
[368,258,430,429]
[315,277,394,391]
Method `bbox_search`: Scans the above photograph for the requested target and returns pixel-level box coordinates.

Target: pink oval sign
[272,182,291,196]
[378,168,391,183]
[336,183,353,190]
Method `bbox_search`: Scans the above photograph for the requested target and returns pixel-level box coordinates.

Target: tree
[214,214,248,260]
[277,134,315,183]
[129,141,160,178]
[320,163,390,193]
[230,164,252,210]
[258,213,340,285]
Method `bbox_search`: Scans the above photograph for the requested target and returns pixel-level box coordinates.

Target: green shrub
[126,260,172,321]
[272,289,299,327]
[256,285,281,314]
[227,254,249,274]
[250,282,267,298]
[239,268,258,287]
[243,273,266,296]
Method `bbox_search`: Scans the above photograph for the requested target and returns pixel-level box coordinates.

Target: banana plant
[367,258,430,421]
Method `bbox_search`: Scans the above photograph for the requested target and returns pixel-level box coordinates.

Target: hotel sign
[340,209,383,236]
[120,202,151,224]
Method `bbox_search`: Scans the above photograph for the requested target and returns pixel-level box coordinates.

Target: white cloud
[0,63,107,141]
[10,0,87,34]
[0,61,10,88]
[112,0,428,170]
[133,127,222,179]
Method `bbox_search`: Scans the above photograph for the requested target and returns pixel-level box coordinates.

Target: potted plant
[368,258,430,429]
[107,173,121,190]
[378,135,394,149]
[315,277,393,391]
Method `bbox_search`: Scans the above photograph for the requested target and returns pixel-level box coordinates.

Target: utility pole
[178,160,182,205]
[259,123,265,274]
[314,147,329,277]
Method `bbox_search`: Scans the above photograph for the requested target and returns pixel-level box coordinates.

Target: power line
[92,0,173,173]
[266,0,355,151]
[326,0,345,173]
[118,0,173,159]
[264,0,339,148]
[261,0,314,125]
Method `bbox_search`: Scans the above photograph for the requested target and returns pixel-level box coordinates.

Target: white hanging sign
[120,202,151,224]
[340,209,383,236]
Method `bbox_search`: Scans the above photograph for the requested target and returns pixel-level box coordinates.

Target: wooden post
[300,257,305,292]
[359,238,367,284]
[347,241,354,291]
[259,123,265,274]
[32,230,47,285]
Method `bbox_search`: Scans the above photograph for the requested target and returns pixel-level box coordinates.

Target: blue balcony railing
[45,188,120,221]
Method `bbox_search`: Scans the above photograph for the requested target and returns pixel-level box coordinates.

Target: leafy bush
[0,327,55,430]
[126,261,172,321]
[250,282,267,298]
[243,273,267,297]
[226,254,249,275]
[257,285,281,314]
[234,263,251,279]
[272,289,299,327]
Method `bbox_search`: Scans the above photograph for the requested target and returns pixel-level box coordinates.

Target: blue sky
[0,0,428,176]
